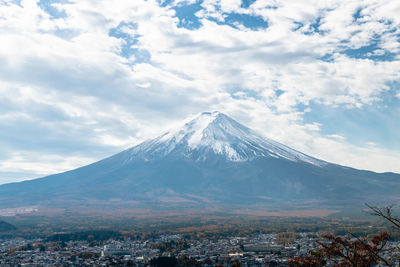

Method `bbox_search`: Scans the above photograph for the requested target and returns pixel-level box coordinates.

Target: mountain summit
[0,112,399,212]
[128,111,324,165]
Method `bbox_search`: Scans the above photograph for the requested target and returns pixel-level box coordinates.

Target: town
[1,231,400,266]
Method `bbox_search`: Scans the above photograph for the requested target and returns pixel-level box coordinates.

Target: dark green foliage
[149,255,205,267]
[151,239,189,253]
[177,255,202,267]
[150,256,178,267]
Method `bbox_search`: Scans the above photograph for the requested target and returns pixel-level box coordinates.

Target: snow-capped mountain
[0,112,399,212]
[126,111,324,165]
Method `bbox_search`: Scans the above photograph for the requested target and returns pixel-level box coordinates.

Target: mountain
[0,111,399,212]
[0,221,17,232]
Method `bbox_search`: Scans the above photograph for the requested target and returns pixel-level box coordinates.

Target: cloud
[0,0,399,183]
[0,151,95,179]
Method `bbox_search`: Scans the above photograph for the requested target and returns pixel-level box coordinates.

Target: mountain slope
[0,221,17,232]
[0,111,399,210]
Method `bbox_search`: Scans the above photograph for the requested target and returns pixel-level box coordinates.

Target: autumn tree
[289,232,390,266]
[290,204,400,266]
[367,204,400,231]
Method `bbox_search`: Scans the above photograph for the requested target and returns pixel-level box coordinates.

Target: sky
[0,0,399,184]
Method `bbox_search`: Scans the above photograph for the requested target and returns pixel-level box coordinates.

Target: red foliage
[289,232,390,267]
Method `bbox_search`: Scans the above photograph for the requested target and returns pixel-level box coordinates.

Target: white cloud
[0,151,95,177]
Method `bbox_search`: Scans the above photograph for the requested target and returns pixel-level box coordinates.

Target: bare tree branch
[366,203,400,230]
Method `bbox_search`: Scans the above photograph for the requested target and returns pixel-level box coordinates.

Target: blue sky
[0,0,399,184]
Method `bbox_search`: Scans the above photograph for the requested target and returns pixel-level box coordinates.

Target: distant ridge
[0,111,399,213]
[0,221,17,232]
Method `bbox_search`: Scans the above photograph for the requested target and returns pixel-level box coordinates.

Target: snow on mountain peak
[128,112,325,166]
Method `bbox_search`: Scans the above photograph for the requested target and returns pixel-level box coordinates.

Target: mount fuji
[1,111,399,212]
